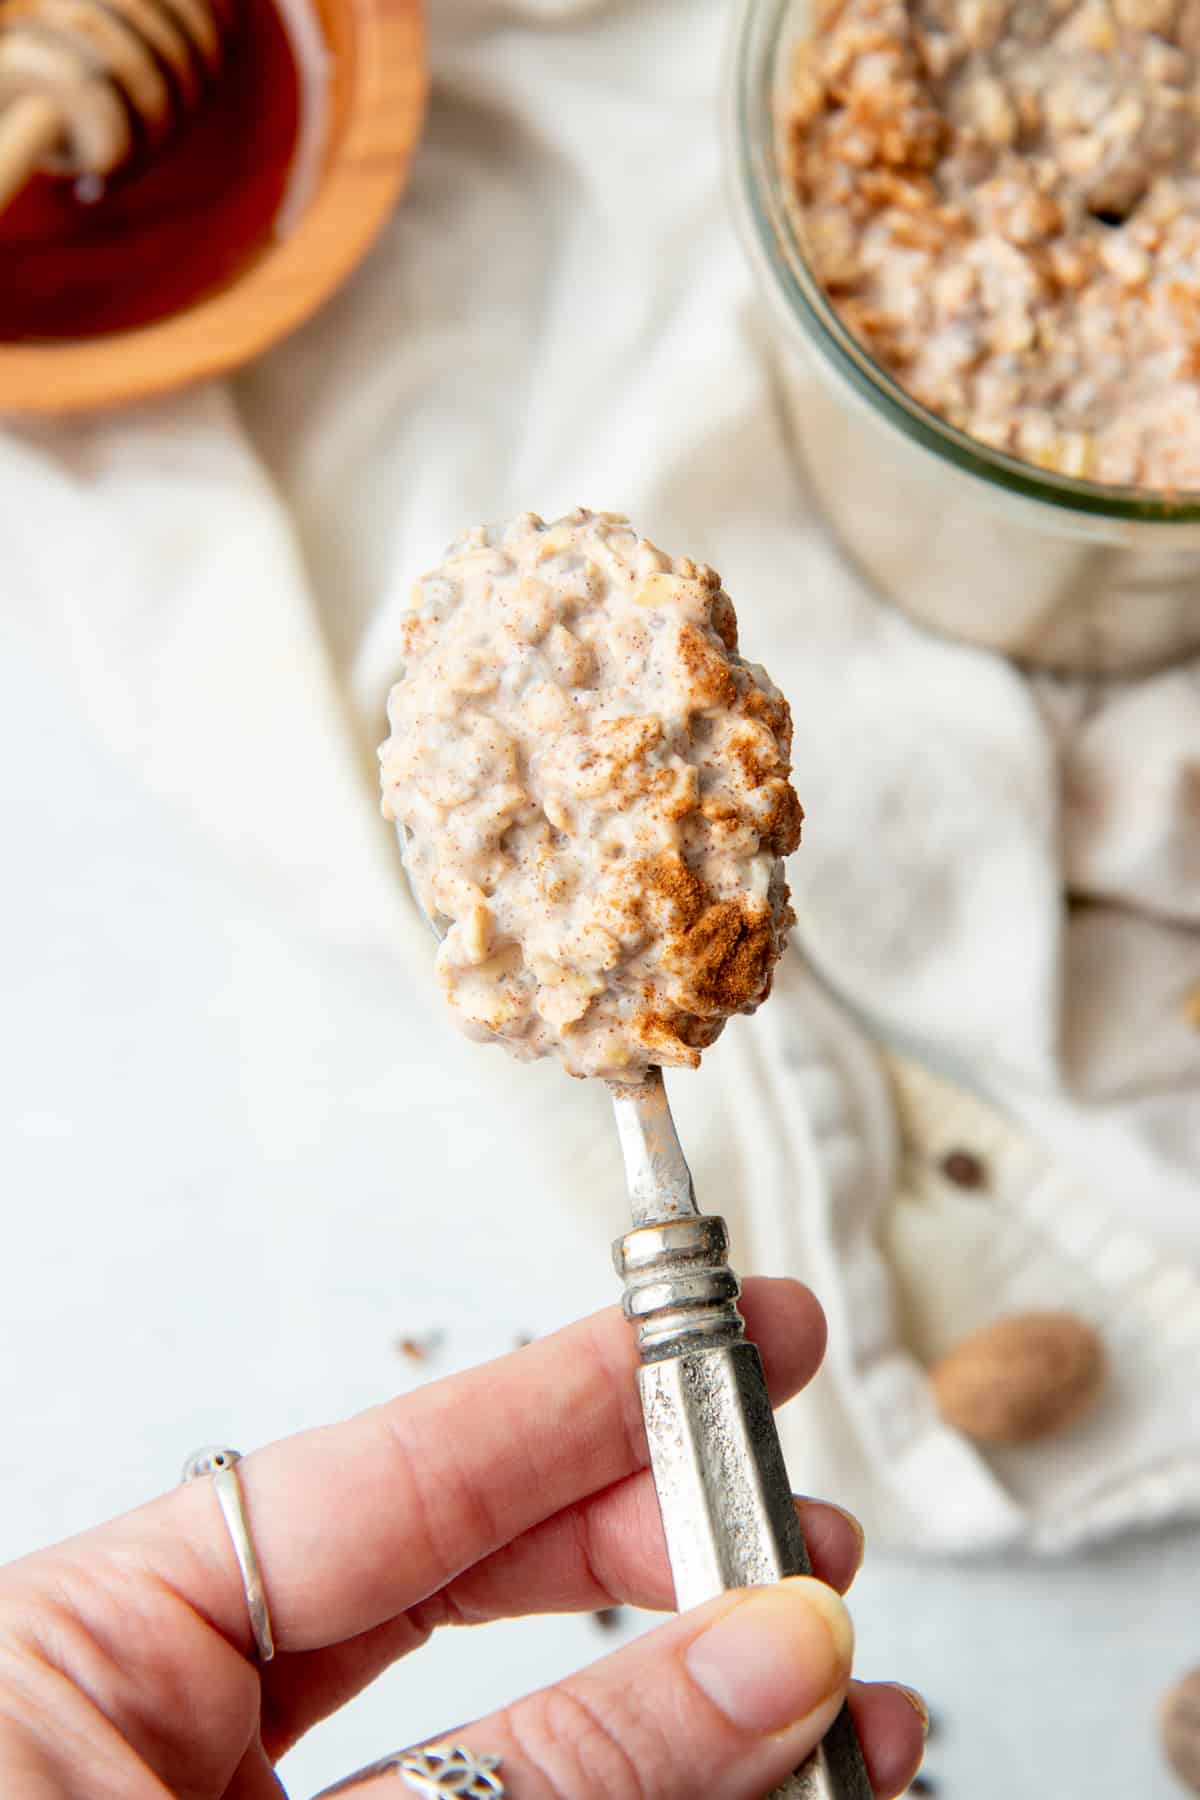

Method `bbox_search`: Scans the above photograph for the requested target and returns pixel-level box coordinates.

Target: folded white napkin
[3,0,1198,1558]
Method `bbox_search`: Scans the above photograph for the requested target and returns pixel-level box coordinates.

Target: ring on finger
[398,1744,504,1796]
[312,1743,505,1797]
[180,1445,275,1663]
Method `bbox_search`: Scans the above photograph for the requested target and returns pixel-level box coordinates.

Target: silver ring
[397,1746,504,1796]
[311,1744,506,1798]
[181,1446,275,1663]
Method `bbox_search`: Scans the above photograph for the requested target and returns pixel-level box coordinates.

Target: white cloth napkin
[3,0,1199,1558]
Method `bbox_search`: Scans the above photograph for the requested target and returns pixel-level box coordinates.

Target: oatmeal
[787,0,1200,488]
[379,509,802,1081]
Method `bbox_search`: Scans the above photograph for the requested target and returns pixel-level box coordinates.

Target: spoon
[396,823,872,1800]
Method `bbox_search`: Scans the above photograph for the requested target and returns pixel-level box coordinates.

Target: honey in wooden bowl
[0,0,426,412]
[0,0,305,342]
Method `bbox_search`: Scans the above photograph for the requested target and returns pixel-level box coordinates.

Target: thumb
[326,1577,858,1800]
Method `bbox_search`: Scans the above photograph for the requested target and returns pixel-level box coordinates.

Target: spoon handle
[612,1082,873,1800]
[630,1328,871,1799]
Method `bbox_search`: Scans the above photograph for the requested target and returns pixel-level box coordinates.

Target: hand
[0,1279,926,1799]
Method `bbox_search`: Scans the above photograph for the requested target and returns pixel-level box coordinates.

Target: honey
[0,0,303,342]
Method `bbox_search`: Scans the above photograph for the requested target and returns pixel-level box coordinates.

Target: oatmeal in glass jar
[728,0,1200,673]
[789,0,1200,490]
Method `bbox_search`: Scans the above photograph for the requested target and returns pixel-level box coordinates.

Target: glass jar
[726,0,1200,676]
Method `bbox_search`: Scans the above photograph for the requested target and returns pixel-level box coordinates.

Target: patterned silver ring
[396,1745,504,1796]
[309,1742,506,1798]
[181,1446,275,1663]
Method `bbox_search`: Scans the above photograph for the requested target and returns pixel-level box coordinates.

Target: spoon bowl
[396,821,450,942]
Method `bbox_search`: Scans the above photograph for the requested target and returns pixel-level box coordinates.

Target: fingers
[351,1579,881,1800]
[256,1493,865,1758]
[848,1681,930,1798]
[225,1738,287,1800]
[312,1633,928,1800]
[422,1476,865,1626]
[87,1277,826,1659]
[795,1500,866,1598]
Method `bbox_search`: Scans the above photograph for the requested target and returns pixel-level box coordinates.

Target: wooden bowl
[0,0,426,414]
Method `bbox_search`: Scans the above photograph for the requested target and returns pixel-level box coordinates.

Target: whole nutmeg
[929,1311,1106,1446]
[1162,1669,1200,1793]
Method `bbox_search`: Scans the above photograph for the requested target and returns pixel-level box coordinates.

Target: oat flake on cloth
[3,0,1200,1559]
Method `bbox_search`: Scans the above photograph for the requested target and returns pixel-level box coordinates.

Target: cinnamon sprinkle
[677,625,738,710]
[632,852,782,1016]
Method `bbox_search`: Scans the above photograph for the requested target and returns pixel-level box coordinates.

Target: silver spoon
[396,824,871,1800]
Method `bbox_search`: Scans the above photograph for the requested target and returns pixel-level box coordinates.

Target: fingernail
[893,1684,930,1736]
[685,1578,854,1736]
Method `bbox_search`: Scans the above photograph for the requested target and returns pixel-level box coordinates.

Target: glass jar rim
[728,0,1200,526]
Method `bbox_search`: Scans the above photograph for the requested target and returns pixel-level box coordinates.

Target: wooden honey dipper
[0,0,232,213]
